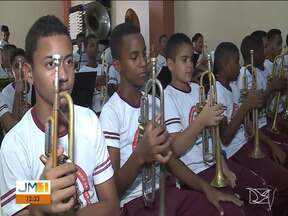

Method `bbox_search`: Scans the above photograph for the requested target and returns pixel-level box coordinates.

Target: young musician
[156,34,168,76]
[0,25,10,48]
[78,34,108,115]
[0,15,119,216]
[0,48,32,132]
[214,41,288,216]
[237,35,288,163]
[264,29,283,74]
[1,44,16,77]
[100,23,244,216]
[164,33,269,215]
[251,30,269,59]
[73,32,88,70]
[192,33,208,73]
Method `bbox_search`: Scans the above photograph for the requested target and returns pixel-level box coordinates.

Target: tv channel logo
[16,180,51,204]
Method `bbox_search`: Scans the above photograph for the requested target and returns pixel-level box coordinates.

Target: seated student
[192,33,208,75]
[100,23,244,216]
[156,34,168,77]
[237,35,288,163]
[0,15,119,216]
[78,34,107,115]
[1,44,16,77]
[214,41,288,216]
[0,25,10,48]
[0,48,32,133]
[164,33,269,215]
[251,30,269,59]
[264,29,283,74]
[73,32,88,71]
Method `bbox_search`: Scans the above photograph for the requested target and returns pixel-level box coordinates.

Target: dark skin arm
[220,90,264,146]
[76,178,120,216]
[167,155,243,215]
[108,122,171,196]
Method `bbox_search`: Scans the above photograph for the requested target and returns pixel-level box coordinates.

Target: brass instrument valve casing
[240,89,248,104]
[196,102,206,116]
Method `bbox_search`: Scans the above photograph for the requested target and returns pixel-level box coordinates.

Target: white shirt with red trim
[0,83,32,118]
[0,105,113,216]
[236,66,268,128]
[164,82,213,174]
[216,81,247,158]
[99,92,160,207]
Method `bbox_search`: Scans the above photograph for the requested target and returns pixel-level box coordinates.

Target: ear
[23,62,33,85]
[167,58,174,72]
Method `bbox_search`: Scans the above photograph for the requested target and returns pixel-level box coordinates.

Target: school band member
[1,44,16,78]
[164,33,270,215]
[73,32,88,70]
[156,34,168,77]
[0,15,119,216]
[100,23,245,216]
[0,48,32,133]
[213,40,288,216]
[236,35,288,164]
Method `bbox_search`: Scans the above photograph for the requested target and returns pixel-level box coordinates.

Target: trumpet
[196,54,228,188]
[15,57,29,118]
[43,55,79,211]
[243,50,265,159]
[99,52,109,107]
[269,54,287,131]
[138,57,166,215]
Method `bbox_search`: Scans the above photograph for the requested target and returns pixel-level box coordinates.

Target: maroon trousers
[231,141,288,216]
[198,161,269,216]
[121,177,245,216]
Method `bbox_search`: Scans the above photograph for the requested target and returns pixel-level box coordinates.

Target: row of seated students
[0,15,288,216]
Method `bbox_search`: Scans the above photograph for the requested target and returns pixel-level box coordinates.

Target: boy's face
[226,53,240,81]
[254,45,265,68]
[168,43,193,83]
[269,34,283,57]
[28,34,74,107]
[85,38,98,59]
[1,31,9,42]
[114,33,147,88]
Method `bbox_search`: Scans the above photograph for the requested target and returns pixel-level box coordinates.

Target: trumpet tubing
[43,55,79,213]
[138,57,166,216]
[196,55,228,188]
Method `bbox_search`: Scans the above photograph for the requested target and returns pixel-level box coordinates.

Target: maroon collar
[31,107,68,137]
[169,83,191,93]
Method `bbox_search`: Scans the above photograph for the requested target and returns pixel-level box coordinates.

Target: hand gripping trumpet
[196,54,228,188]
[138,57,166,216]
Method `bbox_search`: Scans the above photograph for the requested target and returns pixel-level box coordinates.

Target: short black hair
[110,23,140,60]
[213,42,239,75]
[159,34,167,42]
[166,33,192,60]
[10,48,25,65]
[84,34,97,48]
[251,30,267,40]
[192,33,203,43]
[1,25,9,32]
[25,15,70,65]
[240,35,263,63]
[267,29,281,41]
